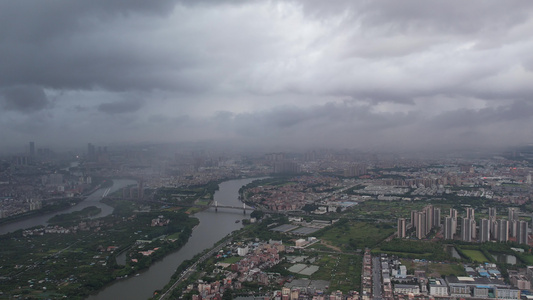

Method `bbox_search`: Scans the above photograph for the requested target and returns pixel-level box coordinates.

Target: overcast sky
[2,0,533,153]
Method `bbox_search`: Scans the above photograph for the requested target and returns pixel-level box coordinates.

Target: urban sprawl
[4,143,533,299]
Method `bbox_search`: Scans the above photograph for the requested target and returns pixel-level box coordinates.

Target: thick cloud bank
[1,0,533,152]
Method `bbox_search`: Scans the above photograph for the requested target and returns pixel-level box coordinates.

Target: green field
[317,221,395,251]
[373,250,433,258]
[517,253,533,264]
[309,253,361,293]
[462,250,489,262]
[309,243,334,252]
[167,232,182,240]
[373,240,452,261]
[221,256,244,264]
[401,259,466,277]
[345,200,453,221]
[196,199,211,206]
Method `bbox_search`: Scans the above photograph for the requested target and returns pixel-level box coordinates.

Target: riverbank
[86,177,260,300]
[0,197,83,227]
[0,205,199,299]
[0,178,113,229]
[156,232,237,299]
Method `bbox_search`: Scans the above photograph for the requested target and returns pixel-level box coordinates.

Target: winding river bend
[0,177,259,299]
[0,179,136,235]
[86,177,260,300]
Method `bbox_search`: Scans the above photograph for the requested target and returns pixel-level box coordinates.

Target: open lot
[401,259,466,277]
[462,249,489,262]
[317,221,394,251]
[309,253,361,293]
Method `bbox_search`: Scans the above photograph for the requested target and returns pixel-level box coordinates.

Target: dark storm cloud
[0,0,188,92]
[0,85,50,113]
[1,0,533,152]
[0,0,177,42]
[98,100,144,115]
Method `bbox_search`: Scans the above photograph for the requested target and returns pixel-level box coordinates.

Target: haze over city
[6,2,533,299]
[2,0,533,153]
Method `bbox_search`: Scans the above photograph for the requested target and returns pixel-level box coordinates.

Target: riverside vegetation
[0,198,198,299]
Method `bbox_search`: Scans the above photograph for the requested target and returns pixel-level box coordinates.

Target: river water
[86,177,261,300]
[0,179,136,235]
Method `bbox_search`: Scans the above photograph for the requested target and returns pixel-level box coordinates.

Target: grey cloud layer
[1,0,533,151]
[98,100,144,115]
[0,86,51,113]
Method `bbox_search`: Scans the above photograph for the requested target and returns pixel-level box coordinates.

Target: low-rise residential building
[428,278,448,297]
[446,276,520,299]
[394,283,420,295]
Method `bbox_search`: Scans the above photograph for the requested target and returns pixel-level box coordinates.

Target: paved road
[372,256,383,300]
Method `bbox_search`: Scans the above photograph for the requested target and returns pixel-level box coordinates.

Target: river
[0,178,136,235]
[86,177,261,300]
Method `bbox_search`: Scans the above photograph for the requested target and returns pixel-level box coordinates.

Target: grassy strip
[461,249,489,262]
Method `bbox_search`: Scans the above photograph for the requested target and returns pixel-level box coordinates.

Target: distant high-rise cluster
[407,205,441,240]
[264,152,301,174]
[87,143,96,159]
[344,164,368,177]
[485,207,530,244]
[399,206,529,245]
[265,152,285,161]
[86,143,108,162]
[12,142,55,166]
[121,180,144,200]
[273,161,301,174]
[460,207,476,242]
[29,141,35,157]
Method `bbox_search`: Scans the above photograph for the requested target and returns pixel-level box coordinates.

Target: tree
[250,210,264,219]
[222,289,233,300]
[302,204,318,212]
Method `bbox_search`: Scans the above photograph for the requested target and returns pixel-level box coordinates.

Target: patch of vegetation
[154,181,220,206]
[517,253,533,265]
[461,249,489,262]
[401,259,466,277]
[344,200,430,221]
[48,206,102,225]
[101,198,138,216]
[375,239,452,261]
[309,253,361,292]
[316,220,394,251]
[221,256,244,264]
[0,210,198,300]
